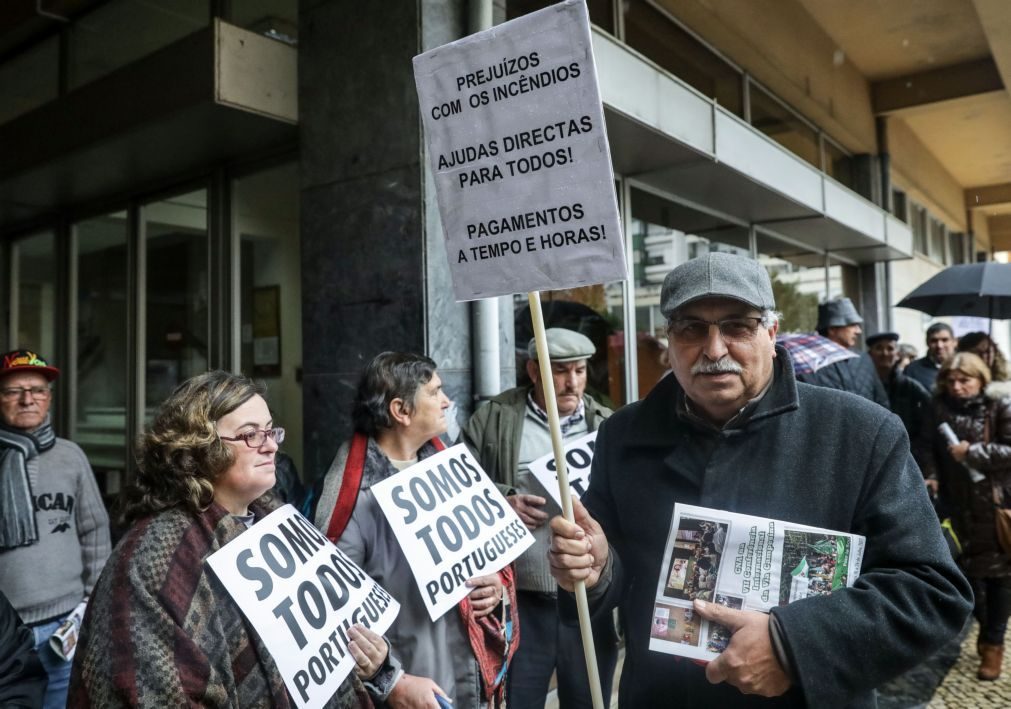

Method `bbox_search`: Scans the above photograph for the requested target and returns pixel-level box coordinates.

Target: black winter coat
[920,382,1011,578]
[563,348,972,708]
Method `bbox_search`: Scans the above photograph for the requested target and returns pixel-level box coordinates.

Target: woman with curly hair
[68,371,388,708]
[958,331,1009,382]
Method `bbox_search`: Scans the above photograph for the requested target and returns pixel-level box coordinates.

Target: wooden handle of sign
[527,291,605,709]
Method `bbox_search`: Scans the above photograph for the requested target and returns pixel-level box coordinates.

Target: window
[928,217,946,264]
[10,231,57,357]
[629,187,749,397]
[623,1,744,117]
[233,162,304,474]
[891,189,908,223]
[749,84,819,168]
[508,0,614,33]
[755,233,843,333]
[141,189,209,422]
[910,204,928,256]
[823,138,855,191]
[73,212,129,501]
[0,37,59,125]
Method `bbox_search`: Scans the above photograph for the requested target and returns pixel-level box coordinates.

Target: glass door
[140,189,209,423]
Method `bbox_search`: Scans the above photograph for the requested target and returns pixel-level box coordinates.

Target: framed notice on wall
[253,285,281,377]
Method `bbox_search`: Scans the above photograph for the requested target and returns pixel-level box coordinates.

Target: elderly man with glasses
[548,253,972,707]
[0,349,110,709]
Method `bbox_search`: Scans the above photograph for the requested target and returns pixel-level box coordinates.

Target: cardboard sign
[206,505,400,709]
[414,0,626,301]
[371,444,535,620]
[527,430,597,506]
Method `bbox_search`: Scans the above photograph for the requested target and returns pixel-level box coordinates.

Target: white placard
[371,444,535,620]
[206,505,400,709]
[414,0,626,301]
[528,430,597,506]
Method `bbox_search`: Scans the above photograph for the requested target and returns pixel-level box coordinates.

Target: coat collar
[625,345,800,447]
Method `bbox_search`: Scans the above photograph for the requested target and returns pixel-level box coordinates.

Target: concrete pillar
[298,0,472,477]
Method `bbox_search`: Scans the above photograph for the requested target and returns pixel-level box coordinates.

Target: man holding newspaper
[548,253,973,707]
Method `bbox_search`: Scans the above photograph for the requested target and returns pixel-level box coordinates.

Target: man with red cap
[0,350,110,709]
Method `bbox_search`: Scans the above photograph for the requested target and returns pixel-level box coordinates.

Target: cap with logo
[0,350,60,381]
[527,328,596,362]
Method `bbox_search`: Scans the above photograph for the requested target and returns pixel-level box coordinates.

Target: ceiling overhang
[594,28,911,264]
[0,20,297,233]
[871,57,1004,115]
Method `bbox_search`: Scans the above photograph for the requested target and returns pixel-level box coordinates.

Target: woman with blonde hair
[920,352,1011,680]
[69,371,389,707]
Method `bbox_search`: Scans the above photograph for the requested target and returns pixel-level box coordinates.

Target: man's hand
[548,499,608,592]
[465,573,503,618]
[948,440,970,463]
[387,673,450,708]
[508,493,549,530]
[348,624,388,678]
[693,600,791,697]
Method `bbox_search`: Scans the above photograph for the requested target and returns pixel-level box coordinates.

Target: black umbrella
[896,262,1011,321]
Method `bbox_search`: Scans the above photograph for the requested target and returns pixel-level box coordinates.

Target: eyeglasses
[0,385,52,402]
[219,427,285,448]
[668,317,765,344]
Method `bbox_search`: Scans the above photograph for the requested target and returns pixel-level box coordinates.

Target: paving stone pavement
[545,621,1009,708]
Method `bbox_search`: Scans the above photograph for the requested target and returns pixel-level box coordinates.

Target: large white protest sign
[528,430,597,506]
[414,0,625,301]
[371,444,535,620]
[206,505,400,709]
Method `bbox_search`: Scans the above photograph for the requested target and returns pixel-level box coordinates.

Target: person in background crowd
[958,332,1009,382]
[548,253,972,706]
[866,332,930,445]
[461,328,618,709]
[905,323,956,391]
[0,350,110,709]
[898,343,918,371]
[69,371,386,707]
[918,352,1011,681]
[272,450,306,507]
[802,298,889,406]
[0,588,48,708]
[310,352,515,709]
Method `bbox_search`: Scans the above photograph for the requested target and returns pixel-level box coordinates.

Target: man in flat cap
[799,297,889,406]
[548,253,971,707]
[0,350,110,709]
[461,328,618,708]
[866,331,930,446]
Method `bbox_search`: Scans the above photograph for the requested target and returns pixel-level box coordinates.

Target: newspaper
[648,504,865,661]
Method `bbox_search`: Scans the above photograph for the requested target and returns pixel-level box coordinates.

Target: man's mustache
[691,357,743,375]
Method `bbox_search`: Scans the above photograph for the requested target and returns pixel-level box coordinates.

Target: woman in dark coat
[921,352,1011,681]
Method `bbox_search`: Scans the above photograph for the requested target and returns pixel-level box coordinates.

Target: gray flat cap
[817,297,863,330]
[865,331,899,347]
[528,328,596,362]
[660,252,776,317]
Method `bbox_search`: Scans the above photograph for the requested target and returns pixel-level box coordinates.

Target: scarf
[326,433,519,705]
[526,391,585,434]
[0,418,56,550]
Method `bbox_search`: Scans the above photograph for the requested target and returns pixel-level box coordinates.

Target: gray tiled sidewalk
[545,621,1009,708]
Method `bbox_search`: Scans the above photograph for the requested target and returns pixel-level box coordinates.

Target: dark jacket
[0,590,46,708]
[919,381,1011,578]
[884,366,931,445]
[798,352,889,408]
[565,347,972,708]
[905,356,941,393]
[461,386,612,492]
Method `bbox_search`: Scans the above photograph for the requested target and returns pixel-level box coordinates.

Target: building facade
[1,0,1008,502]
